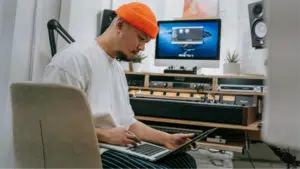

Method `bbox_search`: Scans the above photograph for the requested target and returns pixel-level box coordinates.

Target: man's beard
[116,51,132,62]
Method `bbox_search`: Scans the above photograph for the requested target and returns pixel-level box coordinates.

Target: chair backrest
[10,82,102,168]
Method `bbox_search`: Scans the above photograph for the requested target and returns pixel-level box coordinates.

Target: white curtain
[0,0,19,167]
[31,0,62,81]
[0,0,62,167]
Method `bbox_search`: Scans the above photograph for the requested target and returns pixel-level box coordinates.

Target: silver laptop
[100,127,217,162]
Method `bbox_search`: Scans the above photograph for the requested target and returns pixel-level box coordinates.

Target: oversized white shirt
[42,40,137,129]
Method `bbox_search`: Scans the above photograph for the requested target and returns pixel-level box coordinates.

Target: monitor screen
[155,19,221,60]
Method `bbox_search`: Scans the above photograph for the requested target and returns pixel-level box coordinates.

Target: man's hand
[95,127,141,147]
[129,121,196,150]
[164,133,195,150]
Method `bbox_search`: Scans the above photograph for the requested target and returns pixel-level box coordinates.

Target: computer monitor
[154,19,221,70]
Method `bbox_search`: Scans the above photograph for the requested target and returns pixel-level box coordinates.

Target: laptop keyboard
[126,126,203,157]
[127,143,166,156]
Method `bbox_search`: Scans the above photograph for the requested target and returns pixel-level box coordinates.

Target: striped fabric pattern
[101,150,197,169]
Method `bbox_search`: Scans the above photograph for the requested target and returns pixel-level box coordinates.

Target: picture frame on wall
[182,0,220,19]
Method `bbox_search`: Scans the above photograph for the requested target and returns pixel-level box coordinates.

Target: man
[42,2,197,169]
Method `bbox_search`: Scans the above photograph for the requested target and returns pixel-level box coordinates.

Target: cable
[245,131,255,169]
[266,143,300,169]
[246,149,255,169]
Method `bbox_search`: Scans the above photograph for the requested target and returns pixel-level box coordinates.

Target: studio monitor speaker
[248,1,267,49]
[99,9,117,36]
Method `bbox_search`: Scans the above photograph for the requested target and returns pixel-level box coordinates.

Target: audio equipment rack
[125,72,266,154]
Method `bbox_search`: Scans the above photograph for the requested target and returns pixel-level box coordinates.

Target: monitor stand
[164,66,199,75]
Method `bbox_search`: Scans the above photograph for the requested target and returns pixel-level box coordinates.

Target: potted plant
[223,50,240,74]
[130,52,147,72]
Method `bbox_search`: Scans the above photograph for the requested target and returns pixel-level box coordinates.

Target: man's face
[116,20,151,60]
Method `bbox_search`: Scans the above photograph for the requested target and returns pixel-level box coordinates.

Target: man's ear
[116,18,125,32]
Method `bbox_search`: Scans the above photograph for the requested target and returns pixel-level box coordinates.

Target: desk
[127,73,299,167]
[127,72,265,153]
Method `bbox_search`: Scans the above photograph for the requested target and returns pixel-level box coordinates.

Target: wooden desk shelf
[208,91,265,96]
[129,86,265,96]
[126,72,266,96]
[125,71,265,80]
[127,72,265,152]
[196,141,245,153]
[136,116,261,131]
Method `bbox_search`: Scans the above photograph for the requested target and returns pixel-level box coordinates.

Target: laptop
[100,127,217,162]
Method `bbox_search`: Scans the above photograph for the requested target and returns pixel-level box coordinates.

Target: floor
[189,149,234,168]
[189,148,287,168]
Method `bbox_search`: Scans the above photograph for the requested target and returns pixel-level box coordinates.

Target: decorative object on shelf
[182,0,220,19]
[223,50,240,75]
[130,52,147,72]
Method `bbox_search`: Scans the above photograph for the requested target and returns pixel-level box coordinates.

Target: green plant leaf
[131,52,148,63]
[225,49,239,63]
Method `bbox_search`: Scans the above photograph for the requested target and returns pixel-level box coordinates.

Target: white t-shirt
[42,40,137,129]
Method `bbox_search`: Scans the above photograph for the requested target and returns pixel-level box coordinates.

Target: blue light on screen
[156,21,220,59]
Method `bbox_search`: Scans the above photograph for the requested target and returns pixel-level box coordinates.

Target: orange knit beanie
[116,2,158,39]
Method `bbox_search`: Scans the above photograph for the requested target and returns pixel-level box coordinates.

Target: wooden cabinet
[125,72,265,153]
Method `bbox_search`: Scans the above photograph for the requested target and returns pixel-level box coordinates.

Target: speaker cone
[252,19,267,40]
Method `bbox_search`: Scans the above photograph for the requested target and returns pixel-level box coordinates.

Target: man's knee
[182,153,197,169]
[163,152,197,169]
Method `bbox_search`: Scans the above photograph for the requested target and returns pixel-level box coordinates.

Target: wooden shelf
[128,86,149,90]
[196,141,245,153]
[125,71,265,80]
[248,121,262,130]
[129,86,265,96]
[249,130,262,141]
[209,91,265,96]
[136,116,261,131]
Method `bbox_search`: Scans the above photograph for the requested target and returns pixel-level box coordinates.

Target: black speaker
[248,1,267,49]
[99,9,117,36]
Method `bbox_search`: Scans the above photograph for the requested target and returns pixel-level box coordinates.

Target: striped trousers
[101,150,197,169]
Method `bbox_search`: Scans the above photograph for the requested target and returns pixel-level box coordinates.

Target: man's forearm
[95,128,110,143]
[129,121,171,146]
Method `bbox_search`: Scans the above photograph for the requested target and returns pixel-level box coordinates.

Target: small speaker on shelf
[248,1,267,49]
[99,9,117,36]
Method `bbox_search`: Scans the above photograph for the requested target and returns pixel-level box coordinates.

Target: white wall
[59,0,111,44]
[0,0,18,167]
[10,0,36,82]
[31,0,62,81]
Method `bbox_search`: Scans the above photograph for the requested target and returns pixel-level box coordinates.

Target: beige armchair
[10,82,102,168]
